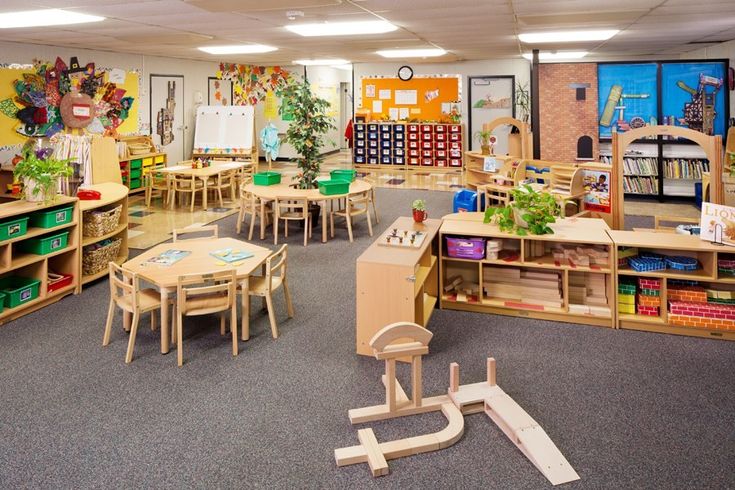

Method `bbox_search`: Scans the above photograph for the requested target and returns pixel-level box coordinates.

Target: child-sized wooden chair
[103,262,172,364]
[243,244,293,339]
[174,270,238,367]
[144,169,171,208]
[171,174,205,212]
[207,168,237,207]
[172,225,219,242]
[237,178,272,240]
[274,197,311,246]
[330,190,373,242]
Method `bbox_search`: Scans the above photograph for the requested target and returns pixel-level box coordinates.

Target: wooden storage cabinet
[439,213,615,328]
[0,197,80,325]
[79,183,129,285]
[119,152,166,193]
[355,217,440,356]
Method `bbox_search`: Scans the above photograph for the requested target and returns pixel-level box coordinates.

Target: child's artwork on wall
[598,63,657,138]
[216,64,294,105]
[208,77,232,106]
[661,62,726,137]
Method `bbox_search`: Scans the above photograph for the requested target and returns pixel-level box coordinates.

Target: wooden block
[409,434,440,455]
[334,445,367,466]
[386,359,396,412]
[443,275,462,292]
[412,355,422,407]
[456,291,467,302]
[516,425,580,485]
[487,357,496,386]
[375,343,429,360]
[449,362,459,392]
[357,428,389,477]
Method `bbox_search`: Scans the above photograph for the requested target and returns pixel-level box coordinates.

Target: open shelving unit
[0,196,80,325]
[355,217,440,356]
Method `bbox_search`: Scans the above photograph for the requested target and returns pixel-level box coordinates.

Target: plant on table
[412,199,427,223]
[483,185,562,236]
[279,79,336,189]
[13,144,73,204]
[474,130,496,155]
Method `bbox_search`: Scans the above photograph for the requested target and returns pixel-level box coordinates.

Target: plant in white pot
[13,146,73,204]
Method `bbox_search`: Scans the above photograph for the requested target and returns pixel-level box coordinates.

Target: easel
[335,322,580,485]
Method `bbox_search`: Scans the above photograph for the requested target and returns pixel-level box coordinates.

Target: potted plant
[279,79,336,190]
[13,146,73,204]
[483,185,562,236]
[412,199,427,223]
[474,130,496,155]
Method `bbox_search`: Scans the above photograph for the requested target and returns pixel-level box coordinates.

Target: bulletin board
[111,71,140,135]
[360,75,461,121]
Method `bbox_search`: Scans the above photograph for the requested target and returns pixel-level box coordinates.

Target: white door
[150,75,185,164]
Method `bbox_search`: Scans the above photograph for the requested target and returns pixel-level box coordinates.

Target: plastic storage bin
[330,170,356,182]
[446,237,486,260]
[47,272,73,293]
[129,178,142,189]
[0,217,29,242]
[0,276,41,308]
[18,231,69,255]
[29,205,74,228]
[695,182,703,208]
[453,189,484,212]
[254,172,282,186]
[318,180,350,195]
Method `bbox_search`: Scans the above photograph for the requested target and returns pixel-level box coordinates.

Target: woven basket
[128,143,150,155]
[82,238,122,276]
[83,205,122,238]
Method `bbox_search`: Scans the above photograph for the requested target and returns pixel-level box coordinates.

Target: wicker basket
[83,205,122,238]
[127,142,150,155]
[82,238,122,276]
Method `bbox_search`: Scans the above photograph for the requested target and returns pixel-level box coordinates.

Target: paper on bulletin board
[399,108,409,119]
[389,108,399,120]
[379,89,391,100]
[372,100,383,113]
[113,70,140,135]
[108,68,126,84]
[366,84,376,98]
[263,90,278,120]
[395,90,418,105]
[410,108,421,114]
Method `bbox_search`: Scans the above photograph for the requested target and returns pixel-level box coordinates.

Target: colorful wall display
[597,63,658,138]
[661,62,726,137]
[216,63,295,106]
[359,75,461,121]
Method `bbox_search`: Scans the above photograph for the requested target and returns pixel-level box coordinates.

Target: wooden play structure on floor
[334,322,580,485]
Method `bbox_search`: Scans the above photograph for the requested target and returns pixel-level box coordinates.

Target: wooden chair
[174,270,238,367]
[208,168,237,207]
[144,168,171,208]
[369,187,380,224]
[233,163,254,197]
[244,244,293,339]
[237,178,273,240]
[172,224,218,242]
[171,174,205,212]
[103,262,170,364]
[330,190,373,242]
[274,197,311,247]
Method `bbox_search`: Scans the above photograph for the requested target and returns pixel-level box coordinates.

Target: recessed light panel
[286,20,397,37]
[0,9,104,28]
[198,45,277,54]
[518,30,619,43]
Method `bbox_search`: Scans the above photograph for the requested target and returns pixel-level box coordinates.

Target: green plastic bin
[130,178,142,189]
[0,276,40,308]
[129,159,143,169]
[318,179,350,196]
[0,292,5,313]
[18,231,69,255]
[330,170,356,182]
[28,205,74,228]
[0,217,29,242]
[130,168,142,179]
[254,172,282,186]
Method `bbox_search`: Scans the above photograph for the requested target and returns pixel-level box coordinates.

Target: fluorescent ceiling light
[522,51,588,60]
[294,59,349,66]
[198,45,277,54]
[518,30,619,43]
[0,9,104,28]
[285,20,396,37]
[376,48,446,58]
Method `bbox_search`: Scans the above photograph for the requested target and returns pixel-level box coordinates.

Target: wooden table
[122,237,272,353]
[244,179,373,243]
[159,161,250,210]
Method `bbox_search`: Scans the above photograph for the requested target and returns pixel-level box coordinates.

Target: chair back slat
[176,270,236,316]
[109,262,138,312]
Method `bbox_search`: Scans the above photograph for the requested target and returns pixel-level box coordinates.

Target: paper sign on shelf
[700,202,735,246]
[483,157,498,172]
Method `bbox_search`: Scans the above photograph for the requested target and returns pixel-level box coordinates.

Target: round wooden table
[243,180,373,243]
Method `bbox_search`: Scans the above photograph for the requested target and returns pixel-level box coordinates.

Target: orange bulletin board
[360,76,460,121]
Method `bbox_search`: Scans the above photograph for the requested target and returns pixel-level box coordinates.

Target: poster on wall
[597,63,658,138]
[468,76,514,154]
[582,169,611,213]
[208,77,232,106]
[661,62,726,137]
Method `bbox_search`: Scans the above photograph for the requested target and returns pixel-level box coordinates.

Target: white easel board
[193,105,254,154]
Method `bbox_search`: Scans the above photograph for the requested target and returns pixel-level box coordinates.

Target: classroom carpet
[0,188,733,489]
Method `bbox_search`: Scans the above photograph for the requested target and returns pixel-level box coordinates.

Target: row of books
[623,176,659,195]
[662,158,710,179]
[621,157,658,176]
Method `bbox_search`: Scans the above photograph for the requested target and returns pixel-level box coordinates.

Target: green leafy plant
[412,199,426,211]
[483,185,562,236]
[279,79,336,189]
[474,130,493,146]
[13,147,73,204]
[515,82,531,123]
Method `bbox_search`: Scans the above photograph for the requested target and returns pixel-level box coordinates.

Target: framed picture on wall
[597,63,658,138]
[468,76,514,154]
[208,77,233,106]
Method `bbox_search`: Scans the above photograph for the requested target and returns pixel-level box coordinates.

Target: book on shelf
[623,176,659,195]
[662,158,709,179]
[622,157,658,176]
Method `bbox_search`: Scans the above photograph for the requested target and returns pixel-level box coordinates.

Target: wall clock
[398,65,413,81]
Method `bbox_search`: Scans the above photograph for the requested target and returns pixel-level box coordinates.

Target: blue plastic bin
[453,189,484,213]
[694,182,703,208]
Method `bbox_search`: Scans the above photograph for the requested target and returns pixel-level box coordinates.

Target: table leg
[203,178,208,210]
[260,200,266,240]
[322,200,328,243]
[160,288,171,354]
[241,277,250,341]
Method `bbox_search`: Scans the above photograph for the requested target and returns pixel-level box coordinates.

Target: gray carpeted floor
[0,188,733,489]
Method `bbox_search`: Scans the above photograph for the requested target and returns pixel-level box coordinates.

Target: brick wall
[538,63,599,162]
